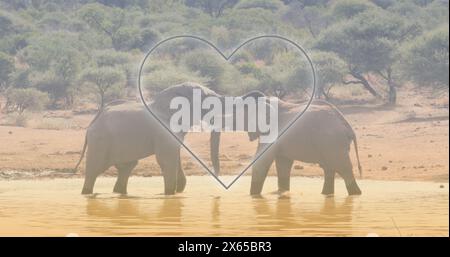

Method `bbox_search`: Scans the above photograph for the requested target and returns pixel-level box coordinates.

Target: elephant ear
[242,90,267,142]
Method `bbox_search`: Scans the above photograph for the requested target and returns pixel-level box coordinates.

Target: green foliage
[309,51,346,98]
[0,0,448,110]
[316,8,421,80]
[235,0,284,11]
[80,67,126,106]
[185,0,239,17]
[20,34,84,80]
[0,51,15,90]
[401,25,449,88]
[237,62,263,76]
[331,0,377,20]
[0,12,15,37]
[95,50,130,67]
[32,72,72,107]
[0,33,29,55]
[143,64,211,93]
[5,87,49,113]
[255,51,313,98]
[19,33,84,106]
[282,3,329,38]
[78,3,126,50]
[10,69,31,89]
[182,49,226,90]
[370,0,395,9]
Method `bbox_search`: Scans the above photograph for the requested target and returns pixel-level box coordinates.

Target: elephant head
[209,90,267,176]
[150,82,223,123]
[151,82,226,176]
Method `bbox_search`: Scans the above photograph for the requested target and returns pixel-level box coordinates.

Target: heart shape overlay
[138,35,316,189]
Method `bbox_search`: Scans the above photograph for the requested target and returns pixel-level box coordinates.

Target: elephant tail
[352,134,363,178]
[72,101,114,172]
[72,99,133,172]
[73,133,87,172]
[312,99,363,178]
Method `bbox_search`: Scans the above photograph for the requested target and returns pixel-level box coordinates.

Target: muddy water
[0,176,447,236]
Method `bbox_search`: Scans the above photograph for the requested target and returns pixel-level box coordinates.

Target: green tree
[0,51,15,92]
[78,3,126,50]
[0,12,14,37]
[316,9,421,104]
[20,34,83,107]
[182,49,226,91]
[401,25,449,89]
[282,3,329,39]
[80,67,126,107]
[185,0,238,17]
[235,0,283,12]
[309,51,346,99]
[331,0,376,20]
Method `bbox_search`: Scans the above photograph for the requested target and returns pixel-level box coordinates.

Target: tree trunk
[388,84,397,105]
[314,85,323,99]
[386,69,397,105]
[99,89,105,109]
[350,71,380,97]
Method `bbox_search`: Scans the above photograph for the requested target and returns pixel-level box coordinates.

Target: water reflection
[250,196,355,235]
[82,193,357,236]
[0,177,447,236]
[211,196,221,229]
[85,195,184,235]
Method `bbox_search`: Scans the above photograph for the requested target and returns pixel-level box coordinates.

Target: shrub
[401,25,449,88]
[5,88,49,113]
[182,49,226,90]
[235,0,283,12]
[1,113,30,127]
[0,51,15,90]
[143,64,211,93]
[80,67,126,107]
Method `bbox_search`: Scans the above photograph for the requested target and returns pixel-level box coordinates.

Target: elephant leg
[82,173,98,195]
[250,145,275,196]
[337,156,362,195]
[156,142,179,195]
[82,151,108,195]
[275,156,293,193]
[113,161,138,194]
[176,158,186,193]
[321,168,335,196]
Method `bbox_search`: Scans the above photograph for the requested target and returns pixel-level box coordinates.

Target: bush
[331,0,377,20]
[95,50,130,67]
[401,25,449,88]
[1,113,29,127]
[309,51,346,99]
[15,113,28,127]
[80,67,126,107]
[143,64,211,93]
[182,49,226,90]
[5,88,49,113]
[0,51,15,90]
[235,0,283,12]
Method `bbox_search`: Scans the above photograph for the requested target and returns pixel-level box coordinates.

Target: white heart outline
[137,35,316,189]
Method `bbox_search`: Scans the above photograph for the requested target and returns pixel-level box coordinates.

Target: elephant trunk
[210,131,221,176]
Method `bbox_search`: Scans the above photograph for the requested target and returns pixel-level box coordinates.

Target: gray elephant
[74,82,222,195]
[211,93,362,196]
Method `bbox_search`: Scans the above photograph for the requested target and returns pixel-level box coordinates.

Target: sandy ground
[0,87,448,182]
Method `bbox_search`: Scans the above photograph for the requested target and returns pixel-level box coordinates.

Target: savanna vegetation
[0,0,448,115]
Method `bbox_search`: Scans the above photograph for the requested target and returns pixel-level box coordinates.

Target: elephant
[210,92,362,196]
[74,82,222,195]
